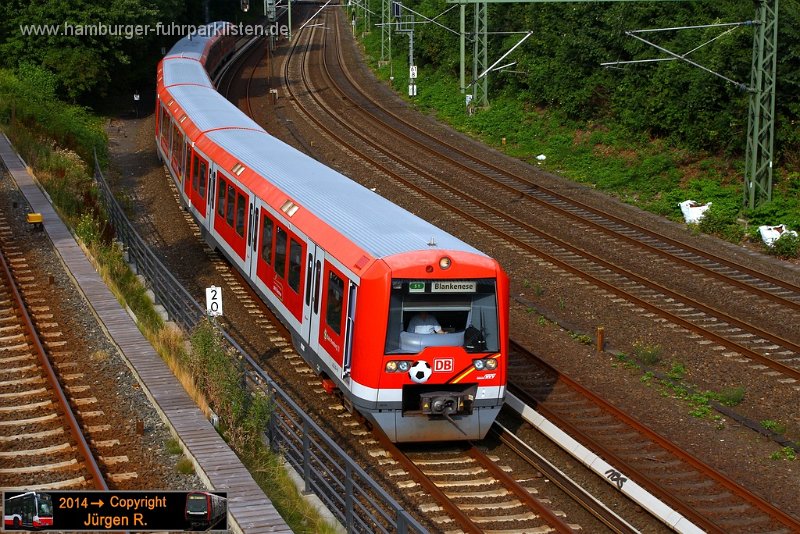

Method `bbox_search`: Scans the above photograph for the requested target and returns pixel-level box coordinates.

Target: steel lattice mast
[745,0,779,208]
[448,0,779,207]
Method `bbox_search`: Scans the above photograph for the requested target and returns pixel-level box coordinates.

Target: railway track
[0,228,107,491]
[284,9,800,390]
[374,429,579,533]
[508,340,800,533]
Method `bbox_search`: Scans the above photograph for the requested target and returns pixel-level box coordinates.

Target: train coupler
[420,391,474,416]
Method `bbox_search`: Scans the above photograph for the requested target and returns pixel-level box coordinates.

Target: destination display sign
[431,281,476,293]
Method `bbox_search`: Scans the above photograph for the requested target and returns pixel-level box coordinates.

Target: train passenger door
[302,244,323,352]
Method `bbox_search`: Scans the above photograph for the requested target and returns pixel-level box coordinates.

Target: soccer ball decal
[409,361,432,383]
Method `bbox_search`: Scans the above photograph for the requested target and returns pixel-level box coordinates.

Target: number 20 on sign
[206,286,223,317]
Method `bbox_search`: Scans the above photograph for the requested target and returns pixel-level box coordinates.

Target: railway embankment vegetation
[356,0,800,258]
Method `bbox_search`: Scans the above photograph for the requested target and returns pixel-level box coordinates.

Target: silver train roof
[162,59,213,88]
[163,31,484,260]
[205,129,483,258]
[165,22,230,61]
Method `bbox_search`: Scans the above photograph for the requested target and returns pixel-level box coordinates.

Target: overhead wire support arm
[606,29,750,92]
[468,31,532,86]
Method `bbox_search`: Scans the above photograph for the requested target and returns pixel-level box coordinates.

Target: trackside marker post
[206,286,223,317]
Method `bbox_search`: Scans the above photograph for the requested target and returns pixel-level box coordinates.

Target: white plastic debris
[536,154,546,161]
[758,224,798,247]
[679,200,711,224]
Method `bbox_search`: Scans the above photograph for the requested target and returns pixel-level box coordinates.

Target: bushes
[767,232,800,259]
[697,203,745,243]
[189,320,273,449]
[0,67,107,165]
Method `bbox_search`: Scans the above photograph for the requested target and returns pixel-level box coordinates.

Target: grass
[770,447,797,461]
[176,457,195,475]
[632,342,662,366]
[606,350,751,424]
[243,448,340,534]
[166,438,183,456]
[761,420,787,434]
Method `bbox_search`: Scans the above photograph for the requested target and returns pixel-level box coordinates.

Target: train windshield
[186,494,207,512]
[384,279,499,354]
[38,494,53,517]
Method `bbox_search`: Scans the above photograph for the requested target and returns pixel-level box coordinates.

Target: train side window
[275,227,287,279]
[226,185,235,226]
[171,124,182,172]
[261,216,273,264]
[159,106,168,141]
[182,142,188,177]
[191,153,200,193]
[325,270,344,335]
[199,160,208,198]
[288,239,302,292]
[235,192,245,236]
[217,176,227,217]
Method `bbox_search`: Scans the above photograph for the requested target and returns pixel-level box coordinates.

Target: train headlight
[473,358,498,371]
[439,257,452,270]
[386,361,412,373]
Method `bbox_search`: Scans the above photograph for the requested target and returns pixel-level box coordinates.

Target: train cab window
[325,271,344,335]
[384,279,499,354]
[226,185,235,226]
[288,239,302,292]
[235,193,245,236]
[275,227,287,278]
[261,217,273,264]
[217,176,227,217]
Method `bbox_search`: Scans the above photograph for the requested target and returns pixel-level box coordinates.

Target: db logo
[433,358,454,373]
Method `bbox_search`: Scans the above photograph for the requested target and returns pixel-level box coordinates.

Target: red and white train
[185,491,227,530]
[155,23,508,441]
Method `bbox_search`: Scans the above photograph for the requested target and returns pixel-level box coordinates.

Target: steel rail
[0,246,108,491]
[509,340,800,532]
[464,442,577,533]
[489,423,639,534]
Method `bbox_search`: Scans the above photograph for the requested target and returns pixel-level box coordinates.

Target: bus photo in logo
[4,492,54,530]
[433,358,454,373]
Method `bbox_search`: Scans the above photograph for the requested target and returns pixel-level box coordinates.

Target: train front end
[352,250,508,442]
